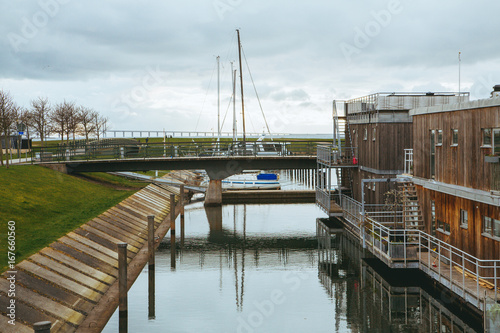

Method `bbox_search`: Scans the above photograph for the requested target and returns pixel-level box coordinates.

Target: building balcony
[317,145,358,167]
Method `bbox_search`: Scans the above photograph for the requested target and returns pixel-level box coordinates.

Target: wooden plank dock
[0,173,187,332]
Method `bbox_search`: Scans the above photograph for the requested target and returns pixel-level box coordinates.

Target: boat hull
[222,180,281,190]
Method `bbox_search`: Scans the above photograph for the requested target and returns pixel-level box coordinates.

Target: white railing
[404,149,413,175]
[334,194,499,311]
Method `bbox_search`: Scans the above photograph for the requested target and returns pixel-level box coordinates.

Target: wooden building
[410,97,500,261]
[345,92,468,205]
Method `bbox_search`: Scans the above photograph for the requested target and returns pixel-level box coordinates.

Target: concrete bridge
[38,155,319,206]
[33,139,341,205]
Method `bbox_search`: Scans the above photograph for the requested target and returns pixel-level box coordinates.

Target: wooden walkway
[419,252,499,309]
[0,172,192,332]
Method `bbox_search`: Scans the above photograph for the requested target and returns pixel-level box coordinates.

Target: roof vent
[492,85,500,98]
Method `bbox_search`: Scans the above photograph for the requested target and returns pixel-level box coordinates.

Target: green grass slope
[0,165,138,272]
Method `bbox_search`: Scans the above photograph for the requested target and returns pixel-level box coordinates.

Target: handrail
[32,140,325,163]
[317,145,358,166]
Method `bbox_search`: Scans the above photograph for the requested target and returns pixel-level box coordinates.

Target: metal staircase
[401,182,424,230]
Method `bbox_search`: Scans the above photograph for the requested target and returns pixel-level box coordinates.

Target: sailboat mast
[217,55,221,140]
[237,29,246,145]
[231,62,237,142]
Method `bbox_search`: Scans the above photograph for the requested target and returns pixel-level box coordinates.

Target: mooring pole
[180,185,185,248]
[118,242,128,332]
[147,215,155,319]
[33,321,51,333]
[170,193,176,268]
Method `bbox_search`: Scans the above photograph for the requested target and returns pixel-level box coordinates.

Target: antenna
[458,51,461,100]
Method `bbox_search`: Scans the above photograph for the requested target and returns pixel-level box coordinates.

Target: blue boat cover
[257,173,278,180]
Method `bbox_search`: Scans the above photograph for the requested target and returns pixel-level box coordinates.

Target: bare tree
[78,106,97,142]
[30,97,52,146]
[93,114,108,141]
[51,101,71,142]
[0,91,19,168]
[15,107,31,158]
[64,102,80,143]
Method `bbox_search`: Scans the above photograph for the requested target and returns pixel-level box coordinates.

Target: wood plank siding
[348,122,412,204]
[413,105,500,190]
[417,185,500,261]
[413,103,500,260]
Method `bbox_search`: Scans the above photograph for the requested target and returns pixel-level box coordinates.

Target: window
[451,129,458,146]
[483,216,492,235]
[436,130,443,145]
[483,216,500,240]
[364,128,367,141]
[494,129,500,155]
[460,209,468,229]
[482,129,492,147]
[437,219,450,234]
[431,200,436,236]
[430,130,436,179]
[372,127,376,141]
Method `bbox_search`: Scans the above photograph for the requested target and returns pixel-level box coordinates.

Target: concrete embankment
[0,174,187,332]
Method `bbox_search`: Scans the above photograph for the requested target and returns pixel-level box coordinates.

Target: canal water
[102,202,482,332]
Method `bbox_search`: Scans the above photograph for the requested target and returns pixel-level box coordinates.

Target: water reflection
[317,218,482,332]
[102,205,482,333]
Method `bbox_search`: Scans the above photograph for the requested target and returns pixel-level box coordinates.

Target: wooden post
[118,242,128,332]
[180,185,185,248]
[147,215,155,319]
[33,321,51,333]
[170,194,176,268]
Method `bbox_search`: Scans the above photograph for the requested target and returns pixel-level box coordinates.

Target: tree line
[0,90,108,167]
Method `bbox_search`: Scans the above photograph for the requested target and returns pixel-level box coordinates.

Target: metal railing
[329,193,500,311]
[404,149,413,175]
[32,140,325,163]
[105,130,290,139]
[317,145,358,166]
[316,188,332,213]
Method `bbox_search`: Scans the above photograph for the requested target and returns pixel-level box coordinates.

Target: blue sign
[18,131,24,135]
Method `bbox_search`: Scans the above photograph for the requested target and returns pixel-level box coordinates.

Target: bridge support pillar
[205,179,222,206]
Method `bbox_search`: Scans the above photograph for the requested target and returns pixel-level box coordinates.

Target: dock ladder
[402,181,424,230]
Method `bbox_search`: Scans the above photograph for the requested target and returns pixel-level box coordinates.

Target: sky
[1,0,500,135]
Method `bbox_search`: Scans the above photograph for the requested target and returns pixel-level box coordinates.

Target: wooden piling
[118,242,128,332]
[170,194,176,268]
[147,215,155,319]
[180,185,185,248]
[33,321,51,333]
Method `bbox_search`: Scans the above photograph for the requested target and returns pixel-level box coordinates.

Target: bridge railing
[330,193,500,311]
[32,140,328,163]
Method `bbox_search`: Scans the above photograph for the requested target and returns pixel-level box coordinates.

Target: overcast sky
[1,0,500,135]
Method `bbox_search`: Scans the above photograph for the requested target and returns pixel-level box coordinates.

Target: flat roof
[410,97,500,116]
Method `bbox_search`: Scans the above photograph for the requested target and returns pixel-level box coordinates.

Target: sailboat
[220,29,281,190]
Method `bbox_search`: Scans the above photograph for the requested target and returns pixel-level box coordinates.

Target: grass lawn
[0,165,141,272]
